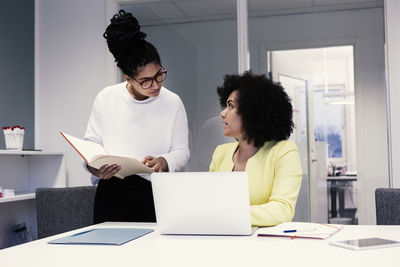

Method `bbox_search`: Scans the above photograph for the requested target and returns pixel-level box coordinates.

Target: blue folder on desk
[48,228,153,245]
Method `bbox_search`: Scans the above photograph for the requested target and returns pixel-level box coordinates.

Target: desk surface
[1,222,399,267]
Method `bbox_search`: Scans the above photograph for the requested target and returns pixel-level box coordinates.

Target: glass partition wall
[120,1,238,171]
[109,0,388,225]
[267,47,358,224]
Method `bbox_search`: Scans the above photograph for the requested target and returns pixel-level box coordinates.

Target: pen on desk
[283,228,316,233]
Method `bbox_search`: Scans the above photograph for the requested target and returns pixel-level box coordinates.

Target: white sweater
[84,82,190,184]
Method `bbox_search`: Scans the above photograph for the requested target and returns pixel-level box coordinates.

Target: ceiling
[120,0,383,26]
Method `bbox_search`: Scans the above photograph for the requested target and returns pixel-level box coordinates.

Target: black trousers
[93,175,156,224]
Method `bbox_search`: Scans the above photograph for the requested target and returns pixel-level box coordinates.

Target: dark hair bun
[103,9,161,77]
[103,10,147,61]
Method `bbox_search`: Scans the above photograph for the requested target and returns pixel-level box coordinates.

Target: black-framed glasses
[132,67,167,89]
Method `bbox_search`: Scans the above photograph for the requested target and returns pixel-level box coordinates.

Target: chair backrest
[36,186,97,238]
[375,188,400,225]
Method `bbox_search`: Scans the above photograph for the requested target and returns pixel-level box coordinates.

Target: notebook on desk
[257,222,342,240]
[151,172,255,236]
[48,228,153,245]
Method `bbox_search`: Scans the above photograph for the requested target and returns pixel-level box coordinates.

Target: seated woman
[209,71,302,226]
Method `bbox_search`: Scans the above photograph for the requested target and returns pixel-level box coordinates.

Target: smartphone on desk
[329,238,400,250]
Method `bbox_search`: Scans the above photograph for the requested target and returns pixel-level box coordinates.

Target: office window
[314,87,345,159]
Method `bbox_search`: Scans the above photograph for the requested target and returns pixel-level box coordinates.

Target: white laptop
[151,172,255,236]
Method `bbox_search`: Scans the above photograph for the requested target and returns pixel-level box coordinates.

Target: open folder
[257,222,342,240]
[49,228,153,245]
[60,132,153,179]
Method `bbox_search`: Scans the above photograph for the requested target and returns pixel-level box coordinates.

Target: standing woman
[84,10,190,223]
[209,71,302,226]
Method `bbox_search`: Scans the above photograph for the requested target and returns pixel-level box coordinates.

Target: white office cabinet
[0,150,66,248]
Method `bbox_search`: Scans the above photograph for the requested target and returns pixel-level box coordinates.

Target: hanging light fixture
[323,48,354,105]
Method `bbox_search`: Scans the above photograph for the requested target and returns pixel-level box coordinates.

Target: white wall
[35,0,108,186]
[385,0,400,188]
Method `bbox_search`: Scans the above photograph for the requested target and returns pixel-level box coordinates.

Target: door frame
[276,73,312,222]
[259,38,382,224]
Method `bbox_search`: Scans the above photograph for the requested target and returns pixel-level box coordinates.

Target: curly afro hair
[103,10,161,77]
[217,71,294,148]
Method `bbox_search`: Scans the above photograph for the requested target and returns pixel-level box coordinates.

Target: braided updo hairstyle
[103,10,161,77]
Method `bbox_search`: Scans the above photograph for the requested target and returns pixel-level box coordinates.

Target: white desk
[0,222,399,267]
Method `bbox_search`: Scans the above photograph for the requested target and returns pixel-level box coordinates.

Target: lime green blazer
[209,140,302,226]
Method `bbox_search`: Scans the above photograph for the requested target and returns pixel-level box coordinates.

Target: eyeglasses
[132,67,167,89]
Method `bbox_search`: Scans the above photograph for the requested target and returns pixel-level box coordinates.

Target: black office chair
[36,186,97,238]
[375,188,400,225]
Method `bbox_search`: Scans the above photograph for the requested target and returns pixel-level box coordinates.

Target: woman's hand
[142,156,169,172]
[87,164,121,179]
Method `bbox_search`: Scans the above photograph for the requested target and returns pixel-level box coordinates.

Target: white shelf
[0,150,63,156]
[0,151,66,248]
[0,192,35,203]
